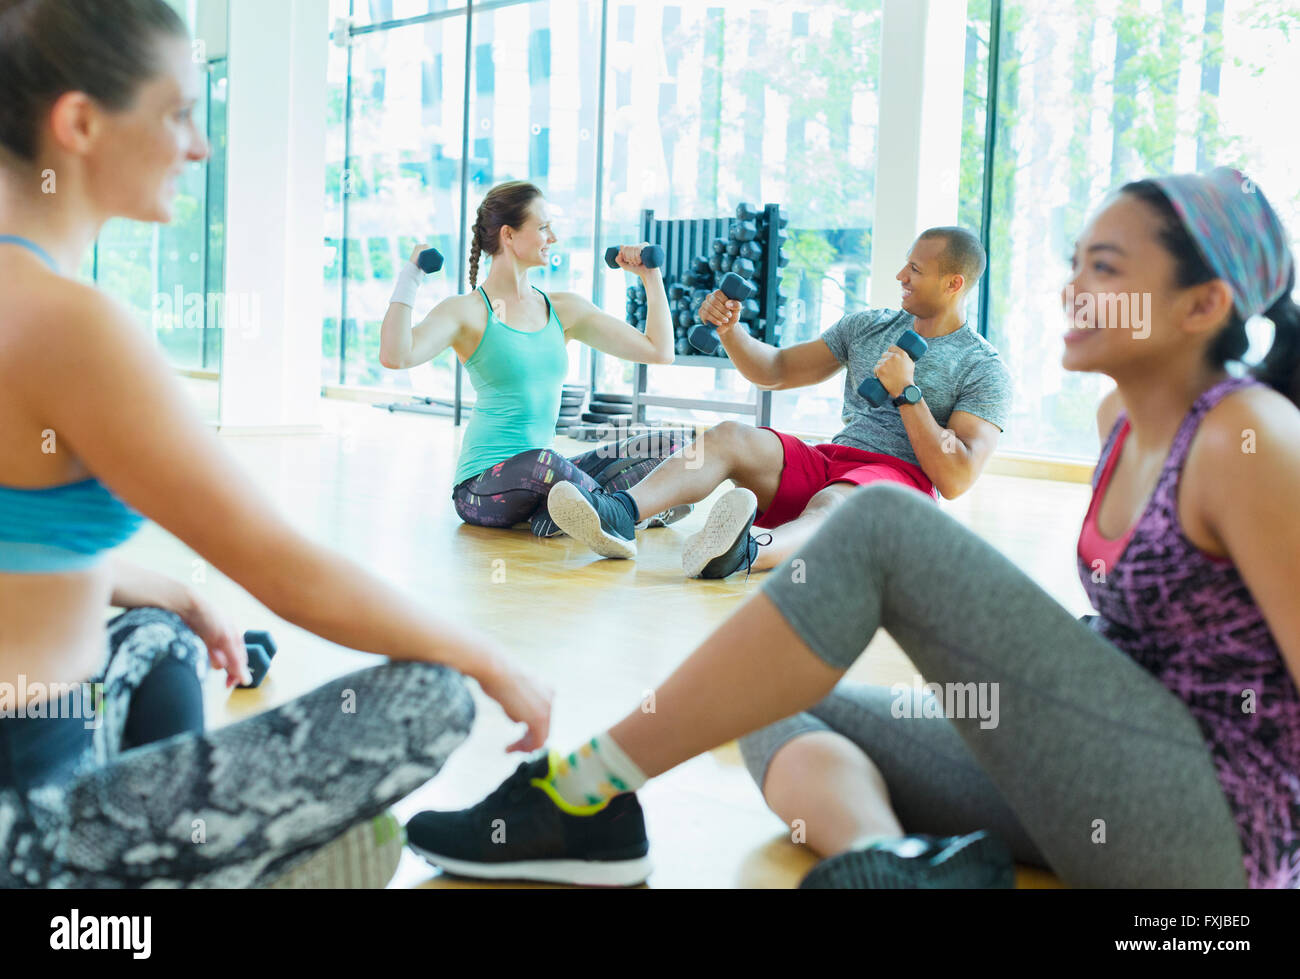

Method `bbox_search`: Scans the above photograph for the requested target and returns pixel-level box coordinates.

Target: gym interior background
[100,0,1298,888]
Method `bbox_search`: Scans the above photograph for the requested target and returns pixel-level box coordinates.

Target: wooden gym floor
[118,398,1090,888]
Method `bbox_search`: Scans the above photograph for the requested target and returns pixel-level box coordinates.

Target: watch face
[906,385,921,403]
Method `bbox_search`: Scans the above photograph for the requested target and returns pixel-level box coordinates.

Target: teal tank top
[0,234,147,573]
[454,286,569,486]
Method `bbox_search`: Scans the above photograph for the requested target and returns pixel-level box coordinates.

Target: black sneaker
[546,481,638,559]
[681,488,770,578]
[799,831,1014,889]
[405,754,652,886]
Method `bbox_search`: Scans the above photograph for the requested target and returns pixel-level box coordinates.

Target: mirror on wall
[84,0,229,424]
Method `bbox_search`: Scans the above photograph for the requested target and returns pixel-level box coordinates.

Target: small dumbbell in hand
[604,243,665,273]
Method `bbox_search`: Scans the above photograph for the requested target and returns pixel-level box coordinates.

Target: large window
[596,1,885,435]
[326,6,470,391]
[89,1,227,376]
[979,0,1300,460]
[91,69,226,373]
[325,0,1300,461]
[326,0,885,429]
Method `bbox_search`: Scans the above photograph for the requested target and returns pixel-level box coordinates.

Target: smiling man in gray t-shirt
[544,226,1014,580]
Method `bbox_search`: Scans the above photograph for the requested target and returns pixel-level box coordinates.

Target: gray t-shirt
[819,308,1013,468]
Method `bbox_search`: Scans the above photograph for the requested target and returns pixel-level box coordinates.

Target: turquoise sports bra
[0,235,146,573]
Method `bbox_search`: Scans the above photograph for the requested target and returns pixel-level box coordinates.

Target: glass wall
[326,0,887,431]
[327,5,470,391]
[980,0,1300,459]
[89,8,228,379]
[327,0,1300,462]
[595,2,885,436]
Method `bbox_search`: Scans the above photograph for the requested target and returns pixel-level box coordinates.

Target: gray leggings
[738,482,1246,888]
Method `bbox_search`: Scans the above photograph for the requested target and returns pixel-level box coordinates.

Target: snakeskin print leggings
[0,607,473,887]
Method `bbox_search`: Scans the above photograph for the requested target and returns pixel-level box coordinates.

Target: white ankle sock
[548,731,648,808]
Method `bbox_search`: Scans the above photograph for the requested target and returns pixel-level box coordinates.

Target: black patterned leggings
[0,607,473,888]
[452,430,691,533]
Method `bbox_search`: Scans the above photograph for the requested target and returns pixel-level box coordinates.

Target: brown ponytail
[468,226,483,290]
[467,180,544,291]
[0,0,188,165]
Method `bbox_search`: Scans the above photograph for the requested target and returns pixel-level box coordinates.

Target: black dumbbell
[238,629,278,689]
[417,248,444,274]
[686,273,756,354]
[736,201,763,222]
[677,309,694,329]
[668,282,686,301]
[857,330,929,407]
[709,254,724,272]
[732,220,759,242]
[737,240,763,263]
[725,242,740,257]
[719,272,755,302]
[712,237,728,255]
[767,207,789,228]
[720,256,733,273]
[737,299,761,322]
[605,244,665,269]
[686,327,719,354]
[731,257,756,279]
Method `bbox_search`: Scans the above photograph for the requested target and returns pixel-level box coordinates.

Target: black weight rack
[627,205,787,428]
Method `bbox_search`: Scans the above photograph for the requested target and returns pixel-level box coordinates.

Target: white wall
[219,0,329,432]
[871,0,969,309]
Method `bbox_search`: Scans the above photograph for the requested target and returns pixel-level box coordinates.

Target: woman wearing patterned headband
[408,167,1300,890]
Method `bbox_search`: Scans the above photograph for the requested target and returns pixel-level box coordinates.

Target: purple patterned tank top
[1079,376,1300,888]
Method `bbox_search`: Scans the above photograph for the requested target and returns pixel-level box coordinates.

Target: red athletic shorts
[753,428,938,529]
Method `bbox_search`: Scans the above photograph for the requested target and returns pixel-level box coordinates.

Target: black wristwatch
[892,384,922,408]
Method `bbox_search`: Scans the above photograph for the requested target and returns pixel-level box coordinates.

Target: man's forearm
[899,401,976,498]
[717,326,782,387]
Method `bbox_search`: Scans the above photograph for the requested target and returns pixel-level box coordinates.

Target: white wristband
[389,260,426,308]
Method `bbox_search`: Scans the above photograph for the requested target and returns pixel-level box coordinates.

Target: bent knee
[840,481,932,525]
[702,420,753,453]
[378,661,477,746]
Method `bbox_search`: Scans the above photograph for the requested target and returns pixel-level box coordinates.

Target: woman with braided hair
[380,180,691,543]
